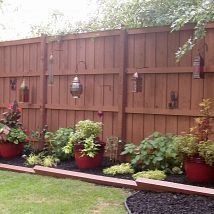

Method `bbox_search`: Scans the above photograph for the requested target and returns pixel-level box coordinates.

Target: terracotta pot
[0,142,24,159]
[74,141,105,169]
[184,157,214,183]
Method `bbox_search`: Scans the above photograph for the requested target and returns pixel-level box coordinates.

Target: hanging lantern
[193,53,204,79]
[70,76,83,98]
[131,72,142,93]
[19,79,29,102]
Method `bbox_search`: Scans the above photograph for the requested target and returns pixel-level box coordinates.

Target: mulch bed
[125,191,214,214]
[0,157,213,188]
[1,157,213,214]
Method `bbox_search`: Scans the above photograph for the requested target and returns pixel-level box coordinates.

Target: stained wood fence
[0,23,214,144]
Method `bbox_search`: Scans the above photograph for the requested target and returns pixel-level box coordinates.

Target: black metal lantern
[70,76,83,98]
[193,53,204,79]
[19,79,29,103]
[132,72,142,93]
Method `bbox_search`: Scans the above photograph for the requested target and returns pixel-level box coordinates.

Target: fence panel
[0,24,214,145]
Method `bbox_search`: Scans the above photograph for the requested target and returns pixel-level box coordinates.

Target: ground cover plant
[132,170,166,180]
[0,170,129,214]
[103,163,134,175]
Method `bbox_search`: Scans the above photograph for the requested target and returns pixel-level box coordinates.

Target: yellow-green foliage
[103,163,134,175]
[133,170,166,180]
[25,154,59,167]
[42,156,59,167]
[198,141,214,166]
[25,154,41,166]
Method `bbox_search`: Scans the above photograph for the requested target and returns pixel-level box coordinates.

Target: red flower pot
[74,141,105,169]
[0,142,24,159]
[184,157,214,183]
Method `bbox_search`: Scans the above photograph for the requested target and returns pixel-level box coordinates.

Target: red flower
[97,111,104,118]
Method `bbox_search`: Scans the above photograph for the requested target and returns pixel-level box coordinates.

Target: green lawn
[0,170,130,214]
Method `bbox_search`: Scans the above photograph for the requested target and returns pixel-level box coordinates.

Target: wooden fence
[0,23,214,144]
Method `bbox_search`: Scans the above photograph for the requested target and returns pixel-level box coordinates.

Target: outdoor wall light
[70,61,86,99]
[19,79,29,103]
[168,91,178,109]
[193,53,204,79]
[132,72,142,93]
[10,78,17,90]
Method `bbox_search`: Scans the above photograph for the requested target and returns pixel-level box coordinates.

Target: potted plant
[176,99,214,182]
[0,101,28,158]
[63,120,105,169]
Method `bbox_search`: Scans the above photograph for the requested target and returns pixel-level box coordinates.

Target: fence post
[117,28,128,148]
[39,34,47,135]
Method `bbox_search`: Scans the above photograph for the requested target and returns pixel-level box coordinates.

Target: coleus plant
[0,100,23,129]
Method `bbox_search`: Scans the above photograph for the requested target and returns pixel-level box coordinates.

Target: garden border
[0,163,213,197]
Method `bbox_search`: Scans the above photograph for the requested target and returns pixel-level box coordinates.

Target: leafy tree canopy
[31,0,214,61]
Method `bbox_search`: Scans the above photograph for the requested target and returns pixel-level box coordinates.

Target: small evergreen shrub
[103,163,134,175]
[133,170,166,180]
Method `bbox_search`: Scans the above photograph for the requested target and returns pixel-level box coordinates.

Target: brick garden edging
[136,178,214,197]
[34,166,139,190]
[0,164,213,197]
[0,163,35,174]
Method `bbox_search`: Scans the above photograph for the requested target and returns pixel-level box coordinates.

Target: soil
[125,191,214,214]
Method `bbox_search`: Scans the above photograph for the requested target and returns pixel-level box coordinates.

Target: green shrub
[198,141,214,166]
[63,120,103,157]
[133,170,166,180]
[175,134,198,158]
[45,127,73,160]
[103,163,134,175]
[175,99,214,167]
[75,120,102,139]
[121,132,181,174]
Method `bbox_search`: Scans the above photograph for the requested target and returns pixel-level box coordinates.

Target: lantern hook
[75,60,87,73]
